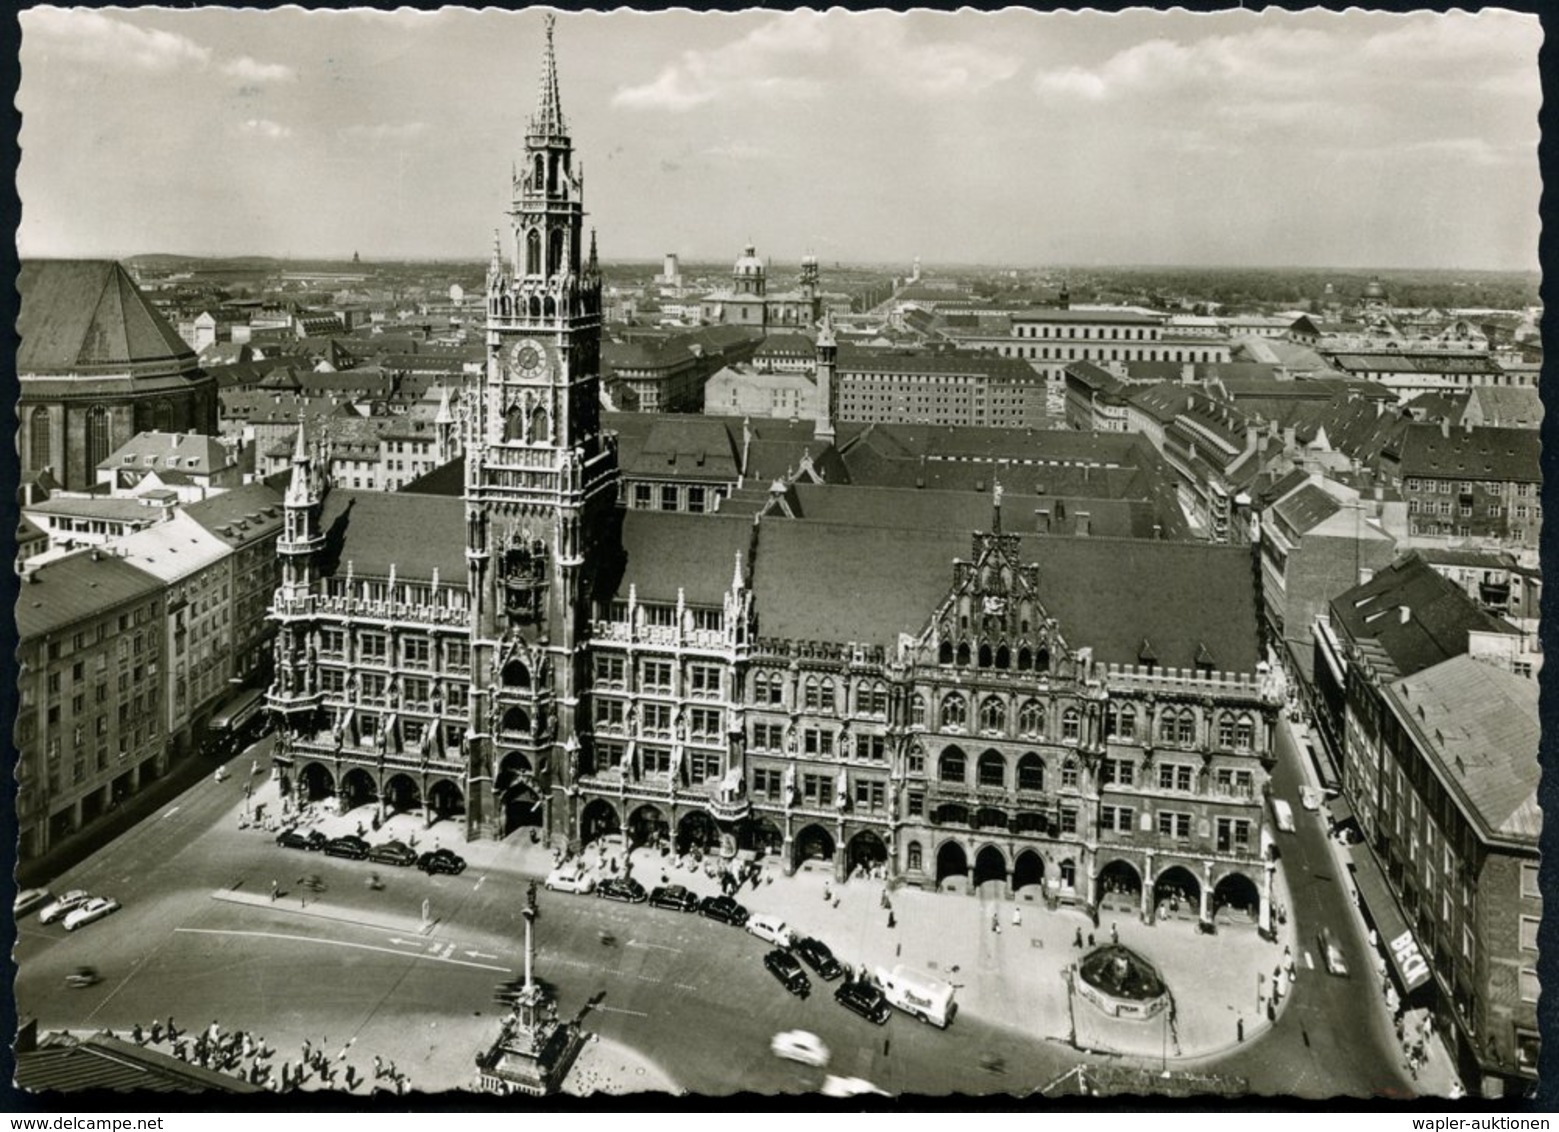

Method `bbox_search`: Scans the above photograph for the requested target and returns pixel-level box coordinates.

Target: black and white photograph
[6,3,1547,1109]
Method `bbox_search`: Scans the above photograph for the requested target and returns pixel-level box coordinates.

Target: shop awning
[1328,795,1355,827]
[1348,846,1432,993]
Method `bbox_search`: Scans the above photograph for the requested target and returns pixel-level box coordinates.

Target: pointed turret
[529,14,566,139]
[285,417,313,508]
[489,228,503,279]
[586,228,599,279]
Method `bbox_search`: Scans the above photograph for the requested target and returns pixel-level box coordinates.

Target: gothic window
[977,749,1005,789]
[978,643,993,669]
[548,228,564,276]
[1017,753,1045,792]
[910,694,927,728]
[818,680,836,713]
[1235,715,1254,750]
[1158,710,1178,744]
[803,676,820,711]
[1017,646,1032,671]
[907,841,923,872]
[939,693,967,730]
[502,706,530,733]
[533,154,544,192]
[28,408,50,472]
[995,645,1010,670]
[938,746,966,784]
[505,405,526,442]
[857,682,888,717]
[1035,647,1051,673]
[1061,757,1079,788]
[938,641,953,665]
[1218,713,1236,749]
[1062,706,1080,741]
[502,660,530,688]
[526,229,541,276]
[1176,710,1196,746]
[530,403,550,444]
[1017,699,1045,736]
[979,696,1006,734]
[1117,705,1136,740]
[956,642,971,667]
[86,405,112,473]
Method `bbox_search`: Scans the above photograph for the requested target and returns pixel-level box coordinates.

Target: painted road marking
[594,1005,648,1018]
[161,806,181,820]
[176,927,512,973]
[673,983,698,993]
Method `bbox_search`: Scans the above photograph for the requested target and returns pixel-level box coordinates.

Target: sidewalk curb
[212,888,438,936]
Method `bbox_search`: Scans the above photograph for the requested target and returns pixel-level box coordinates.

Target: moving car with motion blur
[417,848,467,875]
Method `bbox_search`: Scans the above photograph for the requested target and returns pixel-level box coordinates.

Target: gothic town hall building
[267,23,1285,934]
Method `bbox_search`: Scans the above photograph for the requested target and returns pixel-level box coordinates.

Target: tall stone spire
[529,14,566,138]
[285,415,313,508]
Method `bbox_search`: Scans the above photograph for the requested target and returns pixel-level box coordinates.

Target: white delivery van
[875,965,957,1028]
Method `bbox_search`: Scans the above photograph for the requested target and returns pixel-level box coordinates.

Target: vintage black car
[368,841,417,867]
[596,877,648,904]
[698,894,750,927]
[764,949,812,998]
[834,980,892,1025]
[793,936,845,981]
[416,849,467,875]
[323,835,371,860]
[276,829,328,852]
[648,885,699,912]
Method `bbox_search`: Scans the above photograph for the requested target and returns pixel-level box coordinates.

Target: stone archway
[383,773,422,816]
[973,843,1008,890]
[846,829,889,876]
[1213,871,1261,924]
[677,809,719,854]
[1154,865,1202,921]
[935,840,969,885]
[428,779,465,823]
[501,785,544,834]
[1097,858,1142,913]
[341,767,377,812]
[580,798,621,846]
[502,659,530,688]
[628,803,669,849]
[297,762,335,803]
[793,823,836,869]
[501,706,531,735]
[496,752,532,792]
[1013,849,1045,895]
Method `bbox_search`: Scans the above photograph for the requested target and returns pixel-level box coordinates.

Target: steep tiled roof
[1387,656,1539,843]
[1329,553,1516,681]
[1271,484,1341,536]
[16,550,162,640]
[1465,385,1541,428]
[112,512,232,583]
[1395,423,1540,483]
[100,431,235,475]
[315,489,467,583]
[18,260,195,373]
[183,482,285,548]
[611,510,751,605]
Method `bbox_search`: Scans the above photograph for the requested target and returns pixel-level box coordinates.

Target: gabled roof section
[315,489,467,583]
[18,260,196,373]
[182,482,285,547]
[611,510,752,606]
[1329,553,1516,681]
[1395,423,1540,483]
[1388,656,1539,844]
[101,431,236,475]
[16,550,163,640]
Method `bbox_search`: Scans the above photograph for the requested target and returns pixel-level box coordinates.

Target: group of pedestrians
[116,1015,413,1094]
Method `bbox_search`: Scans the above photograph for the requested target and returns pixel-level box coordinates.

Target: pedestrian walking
[991,911,1000,934]
[1110,922,1119,945]
[1074,926,1084,949]
[344,1065,359,1090]
[1087,932,1096,947]
[1012,906,1022,928]
[1237,1017,1245,1043]
[270,879,279,902]
[373,1055,384,1079]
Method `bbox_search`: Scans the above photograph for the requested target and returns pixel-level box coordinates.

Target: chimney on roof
[1283,425,1296,453]
[1181,363,1195,384]
[1076,511,1091,537]
[1399,604,1411,625]
[1440,417,1450,439]
[1463,418,1473,435]
[1375,399,1384,418]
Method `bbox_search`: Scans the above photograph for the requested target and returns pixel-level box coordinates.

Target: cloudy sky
[16,6,1542,271]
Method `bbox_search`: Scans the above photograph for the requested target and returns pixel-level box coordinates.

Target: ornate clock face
[510,342,546,378]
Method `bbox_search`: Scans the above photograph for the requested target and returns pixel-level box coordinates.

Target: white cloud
[222,56,297,83]
[24,7,211,72]
[237,118,292,140]
[23,9,295,85]
[340,122,430,142]
[614,10,1017,112]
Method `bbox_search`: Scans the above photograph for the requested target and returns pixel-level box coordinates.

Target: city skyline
[16,6,1542,272]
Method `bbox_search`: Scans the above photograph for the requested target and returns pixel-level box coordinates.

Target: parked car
[324,835,371,860]
[1271,798,1296,833]
[747,913,793,948]
[1299,785,1323,812]
[63,897,121,932]
[544,865,596,895]
[368,841,417,868]
[14,888,51,919]
[769,1030,830,1068]
[834,979,892,1024]
[764,949,812,998]
[698,894,749,927]
[417,849,467,876]
[793,936,845,981]
[596,877,647,904]
[276,829,328,852]
[1318,928,1349,977]
[648,884,699,913]
[38,889,92,925]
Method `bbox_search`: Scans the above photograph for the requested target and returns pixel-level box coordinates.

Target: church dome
[733,244,764,277]
[1363,276,1386,300]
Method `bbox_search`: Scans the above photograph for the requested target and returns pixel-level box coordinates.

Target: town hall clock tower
[463,16,618,843]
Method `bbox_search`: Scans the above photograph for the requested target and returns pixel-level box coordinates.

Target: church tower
[463,16,617,843]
